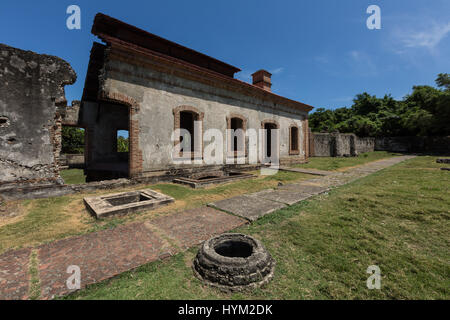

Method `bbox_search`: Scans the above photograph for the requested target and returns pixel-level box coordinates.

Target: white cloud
[270,67,284,75]
[395,21,450,50]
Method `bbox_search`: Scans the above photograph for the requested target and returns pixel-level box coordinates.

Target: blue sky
[1,0,449,113]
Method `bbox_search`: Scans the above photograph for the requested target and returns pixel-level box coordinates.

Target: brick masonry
[0,248,32,300]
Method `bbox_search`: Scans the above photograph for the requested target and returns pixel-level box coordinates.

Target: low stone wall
[0,163,262,201]
[60,154,85,168]
[355,137,375,154]
[375,136,450,154]
[310,132,375,157]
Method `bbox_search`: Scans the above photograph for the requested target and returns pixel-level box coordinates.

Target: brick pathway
[0,248,31,300]
[0,156,414,300]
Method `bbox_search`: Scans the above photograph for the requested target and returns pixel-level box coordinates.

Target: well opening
[214,240,253,258]
[193,233,275,291]
[105,192,153,206]
[173,170,254,188]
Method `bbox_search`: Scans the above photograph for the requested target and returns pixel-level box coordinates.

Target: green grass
[0,196,91,253]
[152,170,307,203]
[60,169,86,184]
[294,151,400,171]
[0,170,311,254]
[65,156,449,300]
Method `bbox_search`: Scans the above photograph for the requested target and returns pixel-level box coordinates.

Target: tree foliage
[117,136,129,152]
[309,73,450,137]
[61,126,84,154]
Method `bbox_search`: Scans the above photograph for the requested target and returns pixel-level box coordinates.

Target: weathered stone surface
[209,195,286,221]
[193,233,275,291]
[0,43,76,187]
[310,132,375,157]
[250,189,313,205]
[376,136,450,154]
[277,183,330,195]
[279,166,332,176]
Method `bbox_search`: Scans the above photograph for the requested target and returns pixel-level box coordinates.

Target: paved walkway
[0,155,414,299]
[209,156,416,221]
[278,166,333,176]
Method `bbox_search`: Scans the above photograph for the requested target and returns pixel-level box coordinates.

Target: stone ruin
[193,233,275,291]
[0,43,76,190]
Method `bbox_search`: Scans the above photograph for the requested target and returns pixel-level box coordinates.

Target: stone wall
[0,44,76,188]
[310,132,375,157]
[375,136,450,154]
[59,154,85,168]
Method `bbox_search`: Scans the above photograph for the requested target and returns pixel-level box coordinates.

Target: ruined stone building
[78,13,312,181]
[1,13,313,194]
[0,43,76,188]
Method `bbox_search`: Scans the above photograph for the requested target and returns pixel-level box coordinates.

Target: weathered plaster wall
[0,44,76,186]
[98,57,309,173]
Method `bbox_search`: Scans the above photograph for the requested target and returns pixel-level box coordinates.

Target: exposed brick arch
[99,91,139,111]
[226,113,248,131]
[303,116,309,160]
[261,119,280,129]
[226,113,248,157]
[173,105,204,159]
[261,119,280,162]
[289,123,300,155]
[98,90,143,177]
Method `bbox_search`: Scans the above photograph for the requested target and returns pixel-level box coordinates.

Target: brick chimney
[251,69,272,92]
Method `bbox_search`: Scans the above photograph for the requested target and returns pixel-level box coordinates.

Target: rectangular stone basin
[84,189,174,219]
[173,170,254,188]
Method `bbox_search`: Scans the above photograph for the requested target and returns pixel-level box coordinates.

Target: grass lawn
[60,169,86,184]
[0,170,311,254]
[293,151,400,171]
[65,156,449,300]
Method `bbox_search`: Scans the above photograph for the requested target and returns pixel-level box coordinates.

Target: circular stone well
[193,233,275,291]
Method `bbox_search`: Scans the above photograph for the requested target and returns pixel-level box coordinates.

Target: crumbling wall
[355,136,375,154]
[375,136,450,154]
[312,133,335,157]
[310,132,375,157]
[0,44,76,187]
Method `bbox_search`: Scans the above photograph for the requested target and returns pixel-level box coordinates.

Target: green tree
[117,136,129,152]
[61,126,84,154]
[308,73,449,137]
[436,73,450,90]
